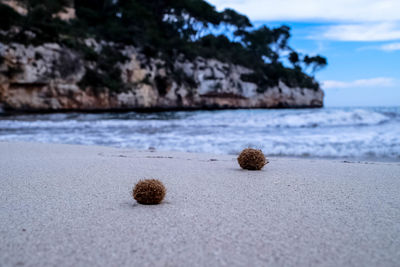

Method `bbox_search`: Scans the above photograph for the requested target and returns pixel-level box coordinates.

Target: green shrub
[0,3,22,30]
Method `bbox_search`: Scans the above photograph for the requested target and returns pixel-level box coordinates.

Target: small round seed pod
[237,148,268,170]
[133,179,166,205]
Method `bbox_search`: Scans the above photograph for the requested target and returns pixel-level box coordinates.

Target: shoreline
[0,140,398,163]
[1,141,400,266]
[0,105,324,116]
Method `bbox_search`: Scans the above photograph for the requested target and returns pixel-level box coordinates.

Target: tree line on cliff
[0,0,327,92]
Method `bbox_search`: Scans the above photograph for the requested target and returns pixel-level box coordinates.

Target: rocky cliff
[0,41,323,112]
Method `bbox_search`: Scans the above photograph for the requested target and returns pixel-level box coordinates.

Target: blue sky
[208,0,400,107]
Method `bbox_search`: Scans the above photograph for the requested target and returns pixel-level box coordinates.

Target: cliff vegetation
[0,0,327,94]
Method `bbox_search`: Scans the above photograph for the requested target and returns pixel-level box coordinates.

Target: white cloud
[315,22,400,41]
[357,42,400,51]
[209,1,400,42]
[209,0,400,22]
[322,77,396,89]
[380,42,400,51]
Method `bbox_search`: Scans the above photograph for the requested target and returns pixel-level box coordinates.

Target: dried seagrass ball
[133,179,166,205]
[237,148,268,170]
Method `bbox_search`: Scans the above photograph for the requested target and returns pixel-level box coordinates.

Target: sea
[0,107,399,161]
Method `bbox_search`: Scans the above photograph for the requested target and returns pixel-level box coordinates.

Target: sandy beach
[1,141,399,266]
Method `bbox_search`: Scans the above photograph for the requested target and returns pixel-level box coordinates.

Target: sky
[208,0,400,107]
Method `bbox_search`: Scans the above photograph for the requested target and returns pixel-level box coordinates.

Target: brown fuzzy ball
[133,179,166,205]
[237,148,268,170]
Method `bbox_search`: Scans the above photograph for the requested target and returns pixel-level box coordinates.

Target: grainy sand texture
[1,142,399,266]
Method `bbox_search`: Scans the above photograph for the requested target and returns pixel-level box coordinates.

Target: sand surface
[1,142,400,266]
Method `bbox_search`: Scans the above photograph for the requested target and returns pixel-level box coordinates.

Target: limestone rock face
[0,41,323,111]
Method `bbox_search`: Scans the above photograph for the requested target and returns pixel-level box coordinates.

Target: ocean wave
[0,108,393,129]
[0,107,399,160]
[265,108,390,128]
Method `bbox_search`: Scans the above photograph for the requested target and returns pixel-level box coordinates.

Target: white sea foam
[0,107,399,160]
